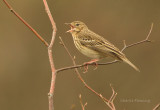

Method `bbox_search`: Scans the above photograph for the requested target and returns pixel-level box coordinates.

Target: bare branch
[100,84,117,110]
[121,23,153,52]
[79,94,87,110]
[153,103,160,110]
[43,0,57,48]
[146,23,154,40]
[3,0,57,110]
[109,84,117,103]
[109,84,117,110]
[43,0,57,110]
[123,39,127,45]
[56,60,118,73]
[3,0,49,47]
[59,37,75,63]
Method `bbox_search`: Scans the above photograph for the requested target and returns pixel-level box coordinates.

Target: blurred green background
[0,0,160,110]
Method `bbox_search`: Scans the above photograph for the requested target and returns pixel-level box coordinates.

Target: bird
[66,21,140,72]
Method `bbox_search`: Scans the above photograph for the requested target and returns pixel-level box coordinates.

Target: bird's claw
[83,64,88,73]
[93,63,98,70]
[82,59,99,73]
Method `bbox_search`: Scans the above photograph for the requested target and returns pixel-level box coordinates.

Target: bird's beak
[65,23,74,33]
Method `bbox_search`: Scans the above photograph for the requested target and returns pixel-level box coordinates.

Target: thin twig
[43,0,57,110]
[100,84,117,110]
[3,0,49,47]
[57,23,153,73]
[56,60,118,73]
[43,0,57,47]
[153,103,160,110]
[79,94,87,110]
[109,84,117,110]
[121,23,153,52]
[59,37,75,63]
[109,84,117,103]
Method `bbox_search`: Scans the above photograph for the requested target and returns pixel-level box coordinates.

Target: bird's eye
[75,23,80,26]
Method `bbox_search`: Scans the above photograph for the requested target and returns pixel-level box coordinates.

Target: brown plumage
[66,21,140,72]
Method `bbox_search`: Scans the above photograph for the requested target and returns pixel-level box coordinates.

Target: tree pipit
[66,21,140,72]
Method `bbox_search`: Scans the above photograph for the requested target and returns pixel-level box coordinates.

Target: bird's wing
[78,30,124,57]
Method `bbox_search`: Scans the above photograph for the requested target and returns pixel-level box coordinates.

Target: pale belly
[74,40,102,59]
[80,46,101,59]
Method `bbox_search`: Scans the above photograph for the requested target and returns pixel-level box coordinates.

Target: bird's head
[65,21,88,34]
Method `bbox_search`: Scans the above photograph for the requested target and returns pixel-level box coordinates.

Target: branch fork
[3,0,157,110]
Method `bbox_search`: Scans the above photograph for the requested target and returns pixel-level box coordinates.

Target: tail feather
[111,52,140,72]
[122,57,140,72]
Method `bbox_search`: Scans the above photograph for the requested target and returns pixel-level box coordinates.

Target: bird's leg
[83,59,99,73]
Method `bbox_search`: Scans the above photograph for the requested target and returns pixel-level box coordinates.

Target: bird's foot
[83,59,99,73]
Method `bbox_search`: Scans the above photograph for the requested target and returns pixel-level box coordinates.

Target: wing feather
[77,30,124,58]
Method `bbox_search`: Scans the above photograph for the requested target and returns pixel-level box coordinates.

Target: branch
[101,84,117,110]
[3,0,49,47]
[79,94,87,110]
[56,60,118,73]
[43,0,57,47]
[121,23,153,52]
[43,1,57,110]
[153,103,160,110]
[59,37,117,110]
[57,23,153,73]
[4,1,57,110]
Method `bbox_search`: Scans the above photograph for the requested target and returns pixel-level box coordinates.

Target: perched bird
[66,21,140,72]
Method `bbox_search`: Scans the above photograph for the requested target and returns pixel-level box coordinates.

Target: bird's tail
[121,57,140,72]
